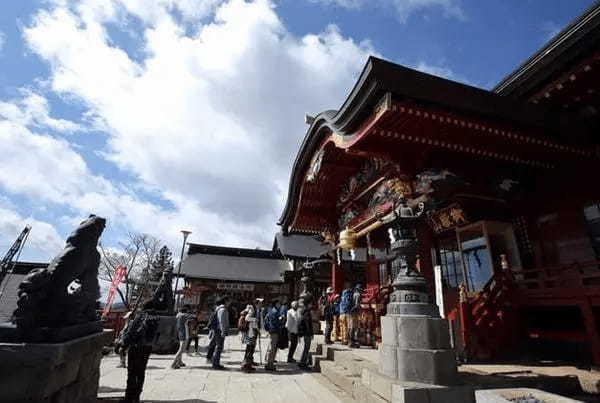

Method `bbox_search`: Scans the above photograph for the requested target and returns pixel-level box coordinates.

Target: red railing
[459,269,518,360]
[511,260,600,294]
[460,261,600,363]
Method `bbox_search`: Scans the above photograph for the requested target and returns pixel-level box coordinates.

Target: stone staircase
[313,343,388,402]
[313,343,477,403]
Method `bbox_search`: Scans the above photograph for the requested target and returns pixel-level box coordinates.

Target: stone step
[321,361,361,393]
[320,361,387,403]
[319,344,374,376]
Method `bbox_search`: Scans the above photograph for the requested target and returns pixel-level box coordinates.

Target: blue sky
[0,0,596,263]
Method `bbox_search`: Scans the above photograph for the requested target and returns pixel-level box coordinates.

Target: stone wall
[0,329,113,403]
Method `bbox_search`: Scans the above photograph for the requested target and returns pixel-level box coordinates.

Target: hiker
[332,294,341,342]
[120,303,159,403]
[253,298,264,332]
[297,301,314,370]
[324,287,337,344]
[186,316,199,354]
[286,300,300,363]
[116,310,133,368]
[278,301,289,351]
[339,283,353,345]
[238,307,249,344]
[257,298,267,335]
[348,284,363,348]
[264,299,283,371]
[206,296,230,370]
[241,304,259,372]
[172,305,194,369]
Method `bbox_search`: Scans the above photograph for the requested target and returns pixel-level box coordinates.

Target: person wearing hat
[264,299,283,371]
[297,300,314,370]
[255,297,265,335]
[348,284,363,348]
[323,287,336,344]
[286,300,300,362]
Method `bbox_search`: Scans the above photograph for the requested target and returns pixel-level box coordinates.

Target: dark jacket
[297,309,313,337]
[265,307,283,333]
[122,312,159,347]
[350,289,362,313]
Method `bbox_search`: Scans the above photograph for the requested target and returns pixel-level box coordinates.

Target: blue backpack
[340,289,354,314]
[264,308,281,333]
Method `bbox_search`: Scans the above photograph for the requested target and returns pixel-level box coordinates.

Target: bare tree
[99,232,162,310]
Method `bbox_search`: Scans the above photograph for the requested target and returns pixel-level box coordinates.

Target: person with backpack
[238,307,248,344]
[297,300,314,370]
[277,301,289,351]
[115,311,133,368]
[339,284,353,345]
[324,287,337,344]
[241,304,259,372]
[348,284,363,348]
[205,296,230,370]
[171,305,194,369]
[264,299,283,371]
[186,316,200,354]
[120,302,160,403]
[331,294,341,342]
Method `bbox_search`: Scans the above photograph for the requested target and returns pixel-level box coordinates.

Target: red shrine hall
[279,5,600,366]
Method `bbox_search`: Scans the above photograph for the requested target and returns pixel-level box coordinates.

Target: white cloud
[308,0,465,23]
[0,205,64,261]
[0,0,375,253]
[0,90,83,133]
[0,31,5,52]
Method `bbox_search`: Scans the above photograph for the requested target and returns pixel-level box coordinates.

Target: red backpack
[237,312,249,332]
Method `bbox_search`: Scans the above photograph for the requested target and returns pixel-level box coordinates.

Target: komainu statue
[13,215,106,340]
[144,266,175,315]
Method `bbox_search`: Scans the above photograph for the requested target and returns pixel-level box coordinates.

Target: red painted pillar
[331,262,344,294]
[458,286,472,361]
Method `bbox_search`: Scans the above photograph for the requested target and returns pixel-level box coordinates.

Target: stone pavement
[98,333,350,403]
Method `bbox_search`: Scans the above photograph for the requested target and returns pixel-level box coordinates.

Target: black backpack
[207,310,219,330]
[122,312,158,347]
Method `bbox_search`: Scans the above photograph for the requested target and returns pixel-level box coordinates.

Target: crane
[0,225,31,283]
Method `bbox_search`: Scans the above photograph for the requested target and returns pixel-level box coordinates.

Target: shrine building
[278,3,600,366]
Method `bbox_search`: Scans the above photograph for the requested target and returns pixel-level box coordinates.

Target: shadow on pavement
[142,400,218,403]
[98,386,126,394]
[98,399,218,403]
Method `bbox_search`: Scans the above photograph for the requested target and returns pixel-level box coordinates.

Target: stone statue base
[0,329,113,403]
[379,313,475,402]
[0,321,103,343]
[150,315,179,353]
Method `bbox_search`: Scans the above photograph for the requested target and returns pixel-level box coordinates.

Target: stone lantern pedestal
[378,275,475,402]
[377,198,474,402]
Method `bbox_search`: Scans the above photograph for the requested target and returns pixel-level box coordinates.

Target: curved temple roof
[278,56,577,233]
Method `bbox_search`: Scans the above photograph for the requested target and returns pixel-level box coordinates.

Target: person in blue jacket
[264,299,283,371]
[338,284,353,345]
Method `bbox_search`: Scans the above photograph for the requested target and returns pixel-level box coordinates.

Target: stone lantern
[378,196,475,402]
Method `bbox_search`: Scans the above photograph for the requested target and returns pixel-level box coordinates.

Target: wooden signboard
[427,203,468,233]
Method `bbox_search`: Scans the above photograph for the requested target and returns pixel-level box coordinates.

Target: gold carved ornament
[335,177,413,250]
